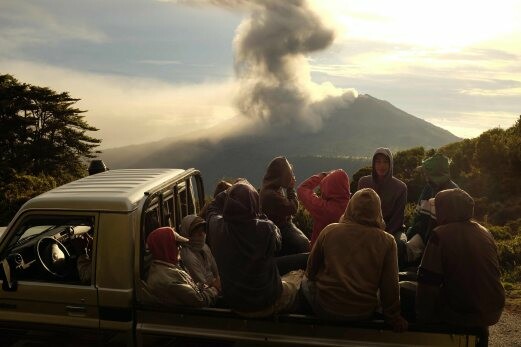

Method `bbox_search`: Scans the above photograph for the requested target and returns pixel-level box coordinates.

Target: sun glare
[325,0,520,49]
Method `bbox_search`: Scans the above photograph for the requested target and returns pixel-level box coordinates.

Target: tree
[0,74,101,224]
[0,74,100,183]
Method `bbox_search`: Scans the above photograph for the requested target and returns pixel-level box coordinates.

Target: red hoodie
[297,169,350,248]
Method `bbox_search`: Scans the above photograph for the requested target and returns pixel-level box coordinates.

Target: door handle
[0,303,17,309]
[66,305,87,316]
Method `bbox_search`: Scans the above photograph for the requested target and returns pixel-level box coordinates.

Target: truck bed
[136,305,484,346]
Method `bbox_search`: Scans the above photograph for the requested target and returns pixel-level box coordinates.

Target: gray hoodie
[357,148,407,235]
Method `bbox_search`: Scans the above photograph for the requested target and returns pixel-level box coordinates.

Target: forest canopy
[0,74,101,223]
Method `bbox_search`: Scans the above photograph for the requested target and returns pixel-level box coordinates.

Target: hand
[388,315,408,333]
[70,234,91,256]
[288,176,296,189]
[211,277,222,292]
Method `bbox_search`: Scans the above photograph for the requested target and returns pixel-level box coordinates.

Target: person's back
[260,156,309,255]
[297,169,350,248]
[207,180,284,312]
[417,188,505,327]
[305,188,406,330]
[309,221,398,317]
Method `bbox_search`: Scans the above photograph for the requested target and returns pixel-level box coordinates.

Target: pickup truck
[0,169,485,346]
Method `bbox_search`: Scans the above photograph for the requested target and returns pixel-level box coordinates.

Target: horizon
[1,0,519,149]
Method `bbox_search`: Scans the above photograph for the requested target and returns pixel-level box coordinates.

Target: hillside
[102,94,459,190]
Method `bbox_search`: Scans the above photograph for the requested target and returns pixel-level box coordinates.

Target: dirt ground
[489,296,521,347]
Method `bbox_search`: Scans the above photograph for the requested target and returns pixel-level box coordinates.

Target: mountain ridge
[102,94,460,190]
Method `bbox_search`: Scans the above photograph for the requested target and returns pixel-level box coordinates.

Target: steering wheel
[36,237,72,278]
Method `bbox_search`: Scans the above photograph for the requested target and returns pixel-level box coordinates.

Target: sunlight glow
[325,0,521,49]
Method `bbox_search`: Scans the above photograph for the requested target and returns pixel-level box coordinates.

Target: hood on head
[372,147,393,182]
[320,169,350,200]
[213,180,232,198]
[341,188,385,229]
[262,156,293,189]
[180,215,206,238]
[147,227,188,264]
[422,153,451,186]
[435,188,474,225]
[223,179,260,223]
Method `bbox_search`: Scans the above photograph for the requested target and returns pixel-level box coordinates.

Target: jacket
[260,157,298,228]
[208,180,283,311]
[297,169,350,248]
[418,188,505,327]
[306,188,401,320]
[357,148,407,235]
[146,260,219,307]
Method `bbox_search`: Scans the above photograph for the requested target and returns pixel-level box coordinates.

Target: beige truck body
[0,169,481,346]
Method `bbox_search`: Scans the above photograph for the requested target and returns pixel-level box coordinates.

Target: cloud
[425,112,519,138]
[165,0,358,132]
[0,59,238,149]
[137,60,182,65]
[0,2,108,53]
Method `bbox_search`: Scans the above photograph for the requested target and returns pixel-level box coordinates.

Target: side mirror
[1,256,18,291]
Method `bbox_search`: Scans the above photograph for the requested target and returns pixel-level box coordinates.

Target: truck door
[0,212,101,346]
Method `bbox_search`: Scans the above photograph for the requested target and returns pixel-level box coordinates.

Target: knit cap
[422,153,450,186]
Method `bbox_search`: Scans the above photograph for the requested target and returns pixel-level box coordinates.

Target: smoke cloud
[175,0,358,131]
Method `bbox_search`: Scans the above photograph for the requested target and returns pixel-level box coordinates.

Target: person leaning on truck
[303,188,408,332]
[416,188,505,342]
[207,179,302,317]
[179,215,221,292]
[145,227,220,307]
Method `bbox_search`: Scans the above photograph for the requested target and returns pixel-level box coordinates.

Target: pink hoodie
[297,169,351,248]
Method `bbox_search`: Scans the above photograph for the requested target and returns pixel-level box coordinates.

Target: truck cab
[0,169,484,346]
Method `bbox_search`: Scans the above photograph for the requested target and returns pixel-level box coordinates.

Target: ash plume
[173,0,358,131]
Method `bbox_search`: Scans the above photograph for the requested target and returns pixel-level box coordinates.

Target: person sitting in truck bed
[199,180,232,220]
[357,148,408,267]
[145,226,220,307]
[260,156,310,256]
[179,215,221,292]
[405,153,458,266]
[207,179,302,317]
[416,188,505,340]
[297,169,351,249]
[303,188,408,332]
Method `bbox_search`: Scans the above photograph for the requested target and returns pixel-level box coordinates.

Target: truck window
[3,215,96,286]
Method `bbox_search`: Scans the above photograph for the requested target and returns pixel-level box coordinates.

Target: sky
[0,0,520,148]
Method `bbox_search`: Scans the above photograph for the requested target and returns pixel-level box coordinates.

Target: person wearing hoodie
[179,215,221,292]
[303,188,408,332]
[145,227,219,307]
[297,169,351,249]
[260,156,310,256]
[199,180,232,220]
[358,148,408,265]
[416,188,504,344]
[405,153,458,264]
[207,179,302,317]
